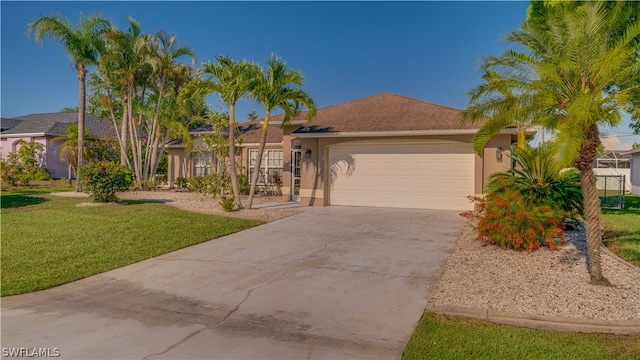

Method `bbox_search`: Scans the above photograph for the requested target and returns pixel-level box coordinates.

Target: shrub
[486,144,583,216]
[155,174,167,188]
[188,176,208,193]
[176,177,188,190]
[219,196,235,212]
[79,161,133,202]
[271,172,283,196]
[462,188,566,252]
[29,167,52,181]
[1,158,19,186]
[1,140,50,186]
[237,174,249,195]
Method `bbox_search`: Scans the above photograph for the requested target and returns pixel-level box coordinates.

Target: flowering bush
[461,188,566,252]
[79,161,133,202]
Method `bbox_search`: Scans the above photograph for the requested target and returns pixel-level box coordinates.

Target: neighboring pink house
[1,113,114,178]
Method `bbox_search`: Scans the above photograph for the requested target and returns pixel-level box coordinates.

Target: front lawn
[1,191,262,296]
[404,313,640,360]
[602,195,640,267]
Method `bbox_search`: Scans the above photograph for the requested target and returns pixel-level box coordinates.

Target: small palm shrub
[219,196,235,212]
[79,161,133,202]
[486,144,583,216]
[462,189,566,251]
[462,144,580,251]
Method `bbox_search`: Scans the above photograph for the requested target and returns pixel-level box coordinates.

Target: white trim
[621,148,640,155]
[291,127,534,139]
[270,119,307,126]
[164,142,283,149]
[240,142,283,147]
[293,129,477,138]
[0,133,46,138]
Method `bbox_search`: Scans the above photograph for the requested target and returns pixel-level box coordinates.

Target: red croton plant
[461,188,567,252]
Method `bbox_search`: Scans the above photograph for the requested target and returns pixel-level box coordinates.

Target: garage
[328,140,475,210]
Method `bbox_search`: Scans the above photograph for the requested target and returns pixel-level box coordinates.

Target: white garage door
[329,141,475,210]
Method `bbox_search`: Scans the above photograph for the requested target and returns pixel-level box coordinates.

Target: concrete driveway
[1,206,464,359]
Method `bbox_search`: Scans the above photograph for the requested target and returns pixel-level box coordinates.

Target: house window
[249,149,283,184]
[193,152,211,176]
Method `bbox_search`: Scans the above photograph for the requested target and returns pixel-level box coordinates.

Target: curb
[601,244,639,270]
[427,306,640,334]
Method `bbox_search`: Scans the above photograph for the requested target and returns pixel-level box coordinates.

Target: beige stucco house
[167,93,533,210]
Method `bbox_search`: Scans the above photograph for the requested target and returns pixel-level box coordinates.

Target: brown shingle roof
[238,121,283,144]
[173,120,283,148]
[174,93,476,148]
[268,93,477,134]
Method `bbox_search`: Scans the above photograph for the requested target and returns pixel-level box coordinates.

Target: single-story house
[0,112,114,178]
[167,93,534,210]
[621,147,640,195]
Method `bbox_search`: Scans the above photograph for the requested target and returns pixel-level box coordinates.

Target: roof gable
[267,93,477,134]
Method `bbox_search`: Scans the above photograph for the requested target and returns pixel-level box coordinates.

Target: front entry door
[291,149,301,201]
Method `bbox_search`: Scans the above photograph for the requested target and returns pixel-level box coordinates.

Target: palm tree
[463,69,540,155]
[467,2,640,285]
[247,54,317,209]
[145,31,195,186]
[28,13,111,192]
[53,124,96,183]
[100,17,152,171]
[182,56,254,209]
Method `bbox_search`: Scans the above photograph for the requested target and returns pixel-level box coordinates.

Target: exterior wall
[284,133,513,207]
[0,136,68,179]
[44,137,66,178]
[630,154,640,195]
[167,148,191,188]
[166,141,284,190]
[481,135,513,193]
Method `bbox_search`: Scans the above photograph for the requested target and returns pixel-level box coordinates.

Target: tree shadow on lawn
[1,194,48,209]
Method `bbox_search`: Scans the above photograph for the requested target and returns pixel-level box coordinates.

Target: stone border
[428,306,640,334]
[601,244,639,270]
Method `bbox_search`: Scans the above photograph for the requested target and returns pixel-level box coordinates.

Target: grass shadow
[1,194,48,209]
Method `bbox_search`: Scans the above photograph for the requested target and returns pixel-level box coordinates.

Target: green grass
[1,188,262,296]
[403,313,640,360]
[601,195,640,267]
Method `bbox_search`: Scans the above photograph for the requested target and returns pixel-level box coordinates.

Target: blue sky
[2,1,638,149]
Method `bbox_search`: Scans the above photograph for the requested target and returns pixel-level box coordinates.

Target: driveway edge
[427,306,640,334]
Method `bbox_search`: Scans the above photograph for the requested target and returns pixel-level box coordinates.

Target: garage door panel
[329,142,475,210]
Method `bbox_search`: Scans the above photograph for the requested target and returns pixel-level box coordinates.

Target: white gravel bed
[51,190,298,222]
[118,190,298,222]
[428,222,640,321]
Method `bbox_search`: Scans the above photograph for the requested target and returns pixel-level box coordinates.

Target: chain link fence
[595,175,626,209]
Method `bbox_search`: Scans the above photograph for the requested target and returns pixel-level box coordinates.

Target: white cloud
[601,135,636,151]
[601,136,621,150]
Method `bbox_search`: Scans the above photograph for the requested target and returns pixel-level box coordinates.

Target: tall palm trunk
[76,64,87,192]
[576,123,610,286]
[149,128,162,186]
[247,114,270,209]
[120,110,128,166]
[228,104,243,209]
